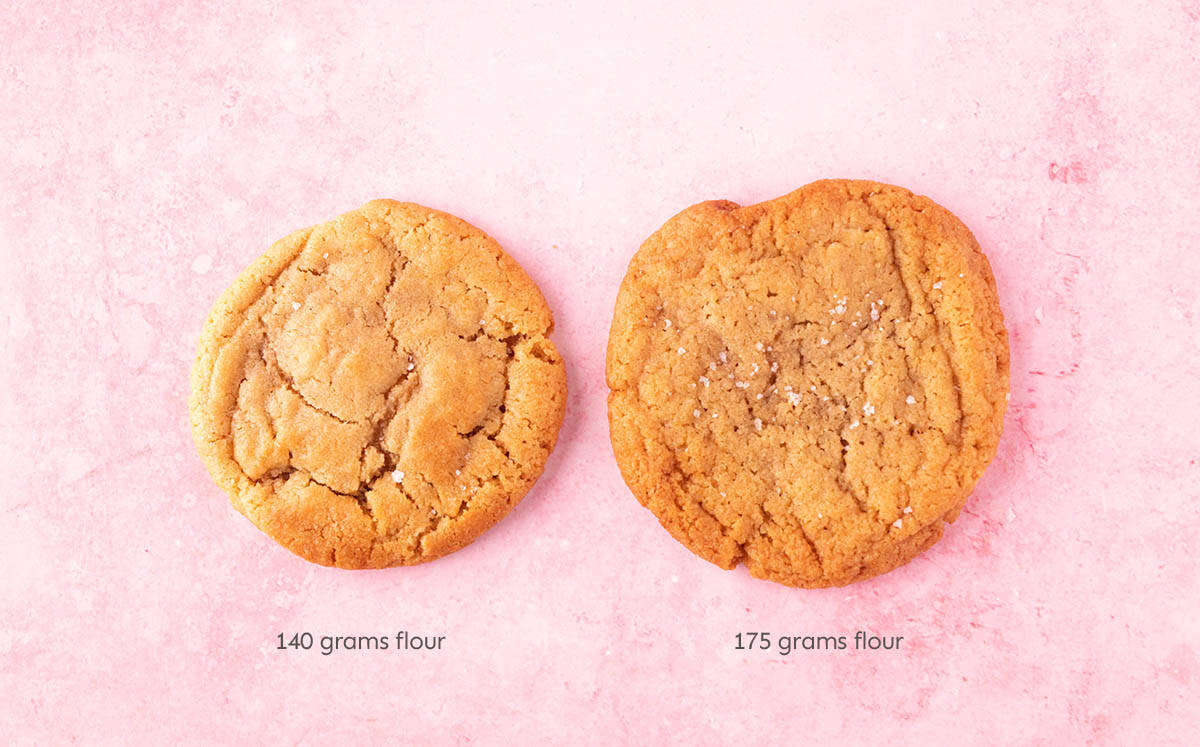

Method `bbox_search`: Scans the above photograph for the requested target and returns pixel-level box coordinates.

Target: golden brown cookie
[190,201,566,568]
[607,179,1009,587]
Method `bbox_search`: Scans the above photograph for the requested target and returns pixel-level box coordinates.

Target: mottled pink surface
[2,1,1198,743]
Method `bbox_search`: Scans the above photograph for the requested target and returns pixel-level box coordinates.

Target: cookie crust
[190,201,566,568]
[606,180,1009,587]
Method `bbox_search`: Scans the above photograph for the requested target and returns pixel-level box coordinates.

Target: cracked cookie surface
[606,180,1009,587]
[190,200,566,568]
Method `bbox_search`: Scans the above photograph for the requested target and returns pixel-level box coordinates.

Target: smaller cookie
[607,179,1009,587]
[190,201,567,568]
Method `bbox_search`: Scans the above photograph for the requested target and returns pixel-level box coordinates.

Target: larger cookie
[190,201,566,568]
[607,179,1009,587]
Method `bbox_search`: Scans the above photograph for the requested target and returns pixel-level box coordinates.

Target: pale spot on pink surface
[1,1,1199,743]
[190,255,212,274]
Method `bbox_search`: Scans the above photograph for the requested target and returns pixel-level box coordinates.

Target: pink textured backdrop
[2,1,1198,743]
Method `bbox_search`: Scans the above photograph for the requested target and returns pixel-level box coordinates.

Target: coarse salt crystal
[291,301,301,311]
[819,338,829,345]
[906,395,916,405]
[933,281,943,290]
[849,420,859,428]
[903,506,913,514]
[755,342,764,351]
[391,470,404,482]
[863,403,875,416]
[892,519,903,529]
[677,347,686,355]
[787,391,802,406]
[754,418,763,431]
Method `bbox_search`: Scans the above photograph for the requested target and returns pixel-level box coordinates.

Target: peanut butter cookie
[607,180,1008,587]
[190,201,566,568]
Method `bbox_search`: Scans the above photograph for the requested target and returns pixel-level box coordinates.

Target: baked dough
[190,201,567,568]
[607,180,1008,587]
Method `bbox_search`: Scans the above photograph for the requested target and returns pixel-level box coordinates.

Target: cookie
[606,179,1009,587]
[190,200,567,568]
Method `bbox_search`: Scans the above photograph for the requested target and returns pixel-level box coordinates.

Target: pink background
[3,1,1199,743]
